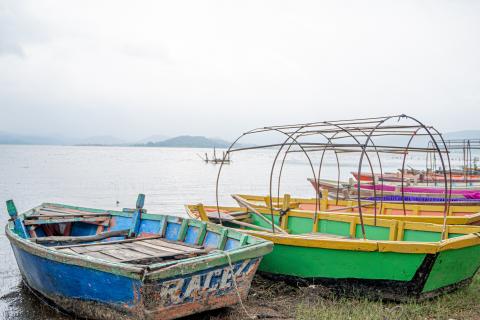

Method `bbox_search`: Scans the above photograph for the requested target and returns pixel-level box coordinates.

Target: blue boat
[5,194,273,320]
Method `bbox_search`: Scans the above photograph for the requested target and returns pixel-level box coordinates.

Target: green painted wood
[177,219,189,241]
[287,216,314,234]
[223,209,480,297]
[196,223,207,245]
[6,200,18,218]
[259,243,425,280]
[217,229,228,250]
[403,230,442,242]
[422,245,480,292]
[355,224,390,240]
[318,220,350,237]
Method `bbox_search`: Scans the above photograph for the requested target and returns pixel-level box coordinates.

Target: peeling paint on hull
[10,241,262,320]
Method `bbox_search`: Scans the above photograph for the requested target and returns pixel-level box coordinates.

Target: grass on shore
[216,273,480,320]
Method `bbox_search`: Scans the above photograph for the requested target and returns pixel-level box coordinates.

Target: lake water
[0,145,470,319]
[0,144,324,319]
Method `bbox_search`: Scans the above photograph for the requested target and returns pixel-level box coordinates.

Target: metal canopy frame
[215,114,453,240]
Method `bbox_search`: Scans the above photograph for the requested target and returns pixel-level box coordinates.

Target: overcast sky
[0,0,479,140]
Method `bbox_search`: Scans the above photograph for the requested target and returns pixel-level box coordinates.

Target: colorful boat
[308,178,480,200]
[5,195,272,320]
[185,203,480,301]
[232,193,480,225]
[352,171,480,184]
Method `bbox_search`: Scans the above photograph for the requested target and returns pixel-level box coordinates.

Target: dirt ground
[191,273,480,320]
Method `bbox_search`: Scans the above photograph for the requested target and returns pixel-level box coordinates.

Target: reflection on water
[0,144,467,319]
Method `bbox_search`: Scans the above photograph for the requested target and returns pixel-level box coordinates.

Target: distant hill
[143,135,231,148]
[443,131,480,141]
[135,134,169,144]
[75,135,127,146]
[0,131,66,145]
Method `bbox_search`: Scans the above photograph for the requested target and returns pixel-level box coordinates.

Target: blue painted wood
[6,200,29,238]
[224,238,240,251]
[71,222,99,237]
[6,200,18,218]
[4,200,273,319]
[9,235,264,319]
[136,194,145,209]
[128,194,145,238]
[184,226,199,245]
[34,227,46,237]
[203,232,220,248]
[11,245,139,305]
[138,219,161,235]
[110,216,132,231]
[165,222,181,240]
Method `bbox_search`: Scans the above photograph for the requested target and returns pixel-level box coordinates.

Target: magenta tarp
[356,183,480,197]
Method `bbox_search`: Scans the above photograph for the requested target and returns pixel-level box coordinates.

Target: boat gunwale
[7,203,273,281]
[237,193,480,213]
[185,204,480,254]
[234,193,480,225]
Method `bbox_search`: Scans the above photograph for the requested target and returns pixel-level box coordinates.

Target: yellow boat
[232,192,480,225]
[185,203,480,301]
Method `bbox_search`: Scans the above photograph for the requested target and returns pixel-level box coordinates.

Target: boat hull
[236,193,480,225]
[352,172,480,184]
[185,204,480,301]
[256,240,480,301]
[10,240,261,320]
[309,178,480,200]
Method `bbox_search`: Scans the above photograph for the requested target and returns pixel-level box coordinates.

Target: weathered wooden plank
[30,229,129,244]
[100,248,148,261]
[39,206,109,216]
[122,242,166,256]
[52,235,163,250]
[145,239,200,252]
[82,251,124,262]
[121,249,211,264]
[69,246,94,254]
[24,217,109,226]
[160,238,205,249]
[72,243,127,253]
[57,248,77,255]
[29,211,111,219]
[138,240,184,254]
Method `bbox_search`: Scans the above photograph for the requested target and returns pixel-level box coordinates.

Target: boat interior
[236,193,480,217]
[14,203,256,266]
[186,204,480,247]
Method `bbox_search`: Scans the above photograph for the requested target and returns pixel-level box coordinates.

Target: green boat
[186,203,480,301]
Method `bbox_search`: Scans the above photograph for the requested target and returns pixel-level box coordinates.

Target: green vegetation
[218,273,480,320]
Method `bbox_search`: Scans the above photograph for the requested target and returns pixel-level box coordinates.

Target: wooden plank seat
[53,236,211,265]
[29,229,129,244]
[39,204,110,215]
[24,216,110,226]
[28,210,111,218]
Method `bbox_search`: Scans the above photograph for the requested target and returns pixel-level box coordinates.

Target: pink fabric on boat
[355,183,479,196]
[464,192,480,199]
[402,186,478,195]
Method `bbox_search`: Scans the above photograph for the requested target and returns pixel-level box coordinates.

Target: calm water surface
[0,145,465,319]
[0,145,326,319]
